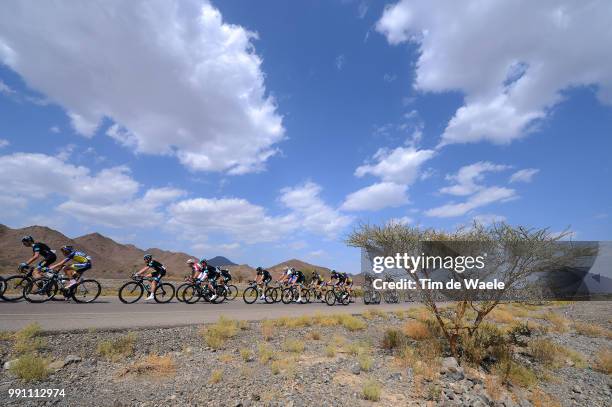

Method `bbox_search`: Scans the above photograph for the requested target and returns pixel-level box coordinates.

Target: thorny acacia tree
[347,221,590,357]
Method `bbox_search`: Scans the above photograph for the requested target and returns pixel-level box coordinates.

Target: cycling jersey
[220,269,231,281]
[293,270,305,284]
[204,265,220,280]
[147,260,166,280]
[257,269,272,281]
[337,273,347,283]
[312,274,324,285]
[33,242,55,260]
[66,250,91,264]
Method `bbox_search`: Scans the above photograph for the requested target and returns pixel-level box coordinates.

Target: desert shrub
[381,328,406,350]
[338,314,366,331]
[363,309,386,320]
[593,347,612,374]
[496,360,537,388]
[573,322,611,338]
[13,323,46,354]
[507,322,532,346]
[487,308,515,324]
[426,384,441,401]
[358,354,373,371]
[403,321,431,340]
[258,343,277,364]
[201,317,239,349]
[9,354,49,382]
[209,369,223,383]
[540,312,568,333]
[460,323,509,368]
[308,330,321,340]
[528,338,585,368]
[240,348,252,362]
[261,319,275,341]
[97,332,136,361]
[283,338,305,354]
[324,344,336,357]
[362,379,381,401]
[119,354,176,377]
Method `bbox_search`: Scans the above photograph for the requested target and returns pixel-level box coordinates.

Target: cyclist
[49,245,92,289]
[328,269,341,287]
[255,266,272,300]
[20,235,57,279]
[198,259,221,301]
[187,258,203,281]
[279,267,294,285]
[288,268,306,303]
[310,271,325,301]
[135,254,166,301]
[219,268,232,285]
[341,271,354,298]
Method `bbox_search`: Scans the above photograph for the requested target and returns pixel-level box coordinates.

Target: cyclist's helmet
[143,254,153,262]
[61,245,74,255]
[256,266,263,272]
[331,269,338,278]
[21,235,34,246]
[186,258,196,265]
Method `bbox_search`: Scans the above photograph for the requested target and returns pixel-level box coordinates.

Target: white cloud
[0,139,9,148]
[509,168,539,183]
[341,182,408,211]
[308,249,326,258]
[280,182,353,237]
[336,54,346,70]
[49,126,60,134]
[0,0,284,174]
[440,161,509,196]
[355,146,435,184]
[425,187,516,218]
[383,73,397,83]
[169,197,298,243]
[0,152,184,227]
[0,79,15,95]
[377,0,612,145]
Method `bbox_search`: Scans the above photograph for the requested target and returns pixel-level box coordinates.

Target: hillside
[266,258,333,280]
[207,256,237,267]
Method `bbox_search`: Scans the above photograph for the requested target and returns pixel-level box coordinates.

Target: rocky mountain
[207,256,237,267]
[266,258,333,280]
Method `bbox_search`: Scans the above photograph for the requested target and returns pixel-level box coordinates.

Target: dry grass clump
[270,358,294,376]
[403,321,432,340]
[274,315,313,328]
[363,309,386,320]
[362,379,381,401]
[337,314,366,331]
[346,340,369,356]
[407,306,432,322]
[358,354,374,371]
[9,354,49,382]
[593,347,612,374]
[209,369,223,383]
[324,344,336,357]
[261,319,275,341]
[531,389,562,407]
[283,338,305,354]
[399,342,441,381]
[381,328,407,350]
[218,353,234,363]
[239,348,252,362]
[200,317,239,349]
[119,354,176,377]
[97,332,136,361]
[528,338,585,368]
[539,312,569,333]
[258,343,278,364]
[496,360,537,388]
[13,323,46,354]
[486,308,515,324]
[573,322,612,338]
[307,330,321,340]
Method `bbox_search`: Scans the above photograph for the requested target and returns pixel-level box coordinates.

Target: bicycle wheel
[0,275,30,302]
[183,284,200,304]
[281,287,295,304]
[372,290,381,304]
[211,286,227,304]
[263,287,276,303]
[0,277,5,297]
[154,283,175,303]
[175,283,191,303]
[340,290,350,305]
[226,285,238,300]
[72,279,101,303]
[24,278,58,303]
[118,281,143,304]
[325,289,336,306]
[299,288,311,304]
[243,286,258,304]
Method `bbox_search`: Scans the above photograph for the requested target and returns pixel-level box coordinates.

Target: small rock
[351,364,361,375]
[64,355,81,366]
[388,372,402,381]
[442,357,460,372]
[572,386,582,394]
[3,359,18,370]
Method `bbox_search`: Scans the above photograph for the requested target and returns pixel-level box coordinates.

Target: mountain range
[0,224,339,281]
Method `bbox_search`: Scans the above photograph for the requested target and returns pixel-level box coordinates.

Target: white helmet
[186,259,196,265]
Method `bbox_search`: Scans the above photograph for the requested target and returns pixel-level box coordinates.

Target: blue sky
[0,0,610,272]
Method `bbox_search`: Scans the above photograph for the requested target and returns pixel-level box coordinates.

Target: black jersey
[257,269,272,280]
[147,260,166,273]
[33,242,54,260]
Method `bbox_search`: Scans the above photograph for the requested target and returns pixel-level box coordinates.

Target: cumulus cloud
[440,161,510,196]
[509,168,540,183]
[377,0,612,145]
[355,146,435,184]
[0,0,284,174]
[280,182,353,237]
[0,152,184,227]
[425,187,516,218]
[341,182,408,211]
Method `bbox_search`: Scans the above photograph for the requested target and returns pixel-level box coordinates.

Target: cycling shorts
[151,269,166,282]
[37,253,57,269]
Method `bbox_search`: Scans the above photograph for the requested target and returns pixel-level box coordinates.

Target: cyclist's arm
[25,253,39,265]
[135,266,150,276]
[49,258,69,270]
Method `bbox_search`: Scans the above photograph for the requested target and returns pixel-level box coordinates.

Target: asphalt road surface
[0,297,416,332]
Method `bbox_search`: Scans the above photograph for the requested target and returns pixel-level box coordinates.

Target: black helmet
[256,267,263,272]
[61,245,73,255]
[21,235,34,245]
[144,254,153,262]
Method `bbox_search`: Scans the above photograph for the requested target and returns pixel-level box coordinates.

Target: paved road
[0,297,416,332]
